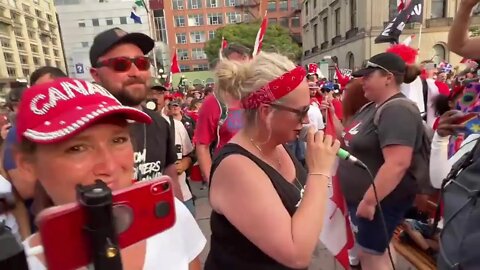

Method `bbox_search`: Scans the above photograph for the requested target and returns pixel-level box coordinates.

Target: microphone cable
[361,165,396,270]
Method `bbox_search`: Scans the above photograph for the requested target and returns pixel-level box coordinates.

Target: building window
[279,17,289,28]
[178,49,189,60]
[33,57,40,65]
[23,68,30,77]
[17,41,25,50]
[28,31,36,39]
[313,23,318,47]
[207,13,223,25]
[78,20,86,27]
[334,8,340,36]
[176,33,187,44]
[173,0,185,9]
[207,0,220,8]
[188,14,204,26]
[189,0,202,9]
[431,0,446,18]
[350,0,357,29]
[175,16,185,27]
[208,30,215,39]
[56,61,62,67]
[106,18,113,25]
[291,16,300,27]
[31,44,39,53]
[120,16,127,24]
[322,17,328,42]
[35,9,42,17]
[92,18,99,26]
[81,41,89,47]
[193,64,209,71]
[388,0,397,21]
[43,47,50,55]
[268,0,276,11]
[225,0,236,7]
[347,52,355,69]
[3,53,13,62]
[291,0,298,9]
[7,67,16,77]
[192,48,207,59]
[180,65,190,72]
[279,0,287,11]
[154,16,168,42]
[226,12,241,24]
[305,0,308,16]
[190,31,206,43]
[268,18,277,24]
[433,44,447,64]
[20,55,28,65]
[53,49,59,57]
[47,14,53,22]
[1,39,10,48]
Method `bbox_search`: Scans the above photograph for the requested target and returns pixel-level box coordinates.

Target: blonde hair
[214,51,297,126]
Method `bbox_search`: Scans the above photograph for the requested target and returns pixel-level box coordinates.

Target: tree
[204,22,302,64]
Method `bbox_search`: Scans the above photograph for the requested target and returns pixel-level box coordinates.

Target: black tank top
[205,143,308,270]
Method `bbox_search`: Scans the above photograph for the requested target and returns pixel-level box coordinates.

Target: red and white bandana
[241,66,306,110]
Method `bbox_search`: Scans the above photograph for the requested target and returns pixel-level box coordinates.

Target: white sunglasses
[366,61,392,74]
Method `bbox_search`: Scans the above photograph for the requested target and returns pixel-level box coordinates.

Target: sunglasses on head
[95,56,151,72]
[270,103,309,122]
[365,61,393,74]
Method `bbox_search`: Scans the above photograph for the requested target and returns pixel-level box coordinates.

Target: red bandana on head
[241,66,306,109]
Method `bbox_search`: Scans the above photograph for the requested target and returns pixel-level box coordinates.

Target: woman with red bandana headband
[205,52,340,269]
[17,78,206,270]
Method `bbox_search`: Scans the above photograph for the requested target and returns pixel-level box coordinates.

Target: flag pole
[141,0,158,75]
[417,23,423,53]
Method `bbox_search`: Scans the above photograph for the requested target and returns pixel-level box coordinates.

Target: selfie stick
[77,180,122,270]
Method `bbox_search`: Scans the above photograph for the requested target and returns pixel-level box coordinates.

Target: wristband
[308,172,331,179]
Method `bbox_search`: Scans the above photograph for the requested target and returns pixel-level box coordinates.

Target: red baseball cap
[16,78,152,144]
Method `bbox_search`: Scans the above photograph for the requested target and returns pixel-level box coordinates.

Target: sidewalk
[190,181,415,270]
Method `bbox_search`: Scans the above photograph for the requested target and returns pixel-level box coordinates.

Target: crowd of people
[3,1,480,269]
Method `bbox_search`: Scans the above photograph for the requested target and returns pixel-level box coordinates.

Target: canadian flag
[319,111,354,270]
[253,11,268,56]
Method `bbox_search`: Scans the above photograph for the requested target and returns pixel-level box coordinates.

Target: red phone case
[36,177,176,270]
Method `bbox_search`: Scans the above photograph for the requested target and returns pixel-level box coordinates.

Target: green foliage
[204,22,302,64]
[470,26,480,37]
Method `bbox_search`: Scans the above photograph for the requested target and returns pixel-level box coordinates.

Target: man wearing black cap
[88,28,204,269]
[88,28,182,193]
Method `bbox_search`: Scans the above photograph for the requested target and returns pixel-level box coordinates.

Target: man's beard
[113,82,147,107]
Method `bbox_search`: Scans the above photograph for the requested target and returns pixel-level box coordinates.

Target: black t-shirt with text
[131,107,177,181]
[338,93,421,205]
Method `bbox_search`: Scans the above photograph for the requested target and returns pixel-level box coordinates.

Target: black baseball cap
[151,85,167,92]
[352,52,406,77]
[89,27,154,66]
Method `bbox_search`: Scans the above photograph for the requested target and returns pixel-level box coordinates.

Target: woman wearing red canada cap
[205,52,340,269]
[17,78,206,270]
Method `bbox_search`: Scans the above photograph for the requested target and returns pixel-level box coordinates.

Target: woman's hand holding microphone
[304,127,340,179]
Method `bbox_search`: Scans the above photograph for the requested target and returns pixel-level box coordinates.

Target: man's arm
[196,144,212,181]
[164,165,184,200]
[188,256,202,270]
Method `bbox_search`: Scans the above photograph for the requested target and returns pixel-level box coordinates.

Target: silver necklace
[249,138,304,193]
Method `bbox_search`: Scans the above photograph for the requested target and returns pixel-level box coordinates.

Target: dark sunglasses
[95,56,151,72]
[270,103,309,122]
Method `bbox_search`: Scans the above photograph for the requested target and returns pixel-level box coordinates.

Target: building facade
[301,0,479,75]
[0,0,66,91]
[54,0,151,80]
[162,0,302,72]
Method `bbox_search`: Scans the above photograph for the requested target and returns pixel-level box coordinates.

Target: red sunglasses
[95,56,151,72]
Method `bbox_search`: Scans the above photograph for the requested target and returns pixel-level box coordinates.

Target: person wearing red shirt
[194,44,250,185]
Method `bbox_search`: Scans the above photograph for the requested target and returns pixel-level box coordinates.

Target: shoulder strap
[169,115,175,136]
[359,101,374,114]
[373,97,419,126]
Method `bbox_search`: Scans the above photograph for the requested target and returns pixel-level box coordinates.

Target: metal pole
[142,0,158,75]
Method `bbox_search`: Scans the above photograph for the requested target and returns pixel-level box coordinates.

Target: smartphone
[36,177,176,270]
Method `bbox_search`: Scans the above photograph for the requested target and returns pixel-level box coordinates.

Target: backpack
[209,94,228,154]
[372,97,436,195]
[436,139,480,269]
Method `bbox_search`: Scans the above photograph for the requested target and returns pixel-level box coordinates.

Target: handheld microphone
[299,125,367,169]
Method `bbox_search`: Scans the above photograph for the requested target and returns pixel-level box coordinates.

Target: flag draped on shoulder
[319,111,354,270]
[253,11,268,56]
[375,0,423,44]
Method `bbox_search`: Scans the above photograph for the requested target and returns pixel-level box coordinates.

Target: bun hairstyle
[214,51,296,102]
[403,64,422,84]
